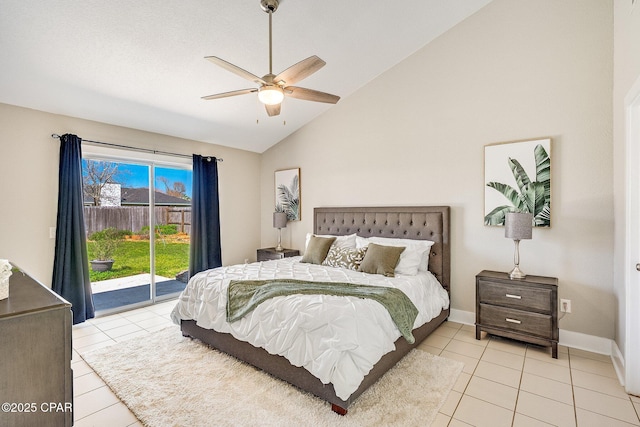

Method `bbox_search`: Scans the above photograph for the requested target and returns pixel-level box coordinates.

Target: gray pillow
[358,243,406,277]
[301,236,337,264]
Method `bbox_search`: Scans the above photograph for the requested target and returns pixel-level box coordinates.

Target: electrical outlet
[560,299,572,313]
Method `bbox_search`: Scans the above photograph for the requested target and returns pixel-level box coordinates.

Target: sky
[82,160,193,198]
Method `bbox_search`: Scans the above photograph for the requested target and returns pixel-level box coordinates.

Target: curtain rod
[50,134,223,162]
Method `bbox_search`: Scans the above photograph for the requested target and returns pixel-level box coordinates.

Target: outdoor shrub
[88,227,123,260]
[157,224,178,235]
[89,227,127,241]
[139,224,179,237]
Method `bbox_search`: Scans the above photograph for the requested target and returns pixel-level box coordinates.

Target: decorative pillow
[301,236,337,264]
[305,233,356,250]
[368,237,435,275]
[358,243,405,277]
[322,246,368,270]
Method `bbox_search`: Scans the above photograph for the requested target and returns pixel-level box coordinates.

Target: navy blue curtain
[52,134,94,324]
[189,155,222,277]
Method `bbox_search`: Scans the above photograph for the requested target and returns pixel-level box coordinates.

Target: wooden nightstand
[257,247,300,261]
[475,270,559,358]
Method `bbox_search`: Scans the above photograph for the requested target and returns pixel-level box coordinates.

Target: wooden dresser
[0,267,73,426]
[257,247,300,261]
[475,270,559,358]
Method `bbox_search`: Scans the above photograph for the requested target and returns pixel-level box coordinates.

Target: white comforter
[170,257,449,400]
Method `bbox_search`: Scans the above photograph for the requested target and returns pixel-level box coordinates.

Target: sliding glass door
[82,157,192,313]
[152,166,192,301]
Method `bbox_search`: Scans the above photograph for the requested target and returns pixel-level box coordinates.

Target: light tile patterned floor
[72,303,640,426]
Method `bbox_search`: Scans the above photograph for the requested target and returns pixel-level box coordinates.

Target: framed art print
[484,138,551,227]
[275,168,300,221]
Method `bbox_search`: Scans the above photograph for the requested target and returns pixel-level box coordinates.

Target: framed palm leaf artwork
[275,168,300,221]
[484,138,551,227]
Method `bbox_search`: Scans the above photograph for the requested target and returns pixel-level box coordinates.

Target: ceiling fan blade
[205,56,266,85]
[201,88,257,100]
[284,86,340,104]
[265,103,281,116]
[273,55,326,86]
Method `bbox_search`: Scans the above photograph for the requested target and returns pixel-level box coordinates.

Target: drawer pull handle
[505,294,522,300]
[505,318,522,324]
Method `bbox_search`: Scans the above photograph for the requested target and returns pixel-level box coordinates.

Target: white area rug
[83,326,463,427]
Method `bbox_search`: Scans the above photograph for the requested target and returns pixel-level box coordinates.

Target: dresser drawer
[479,303,553,339]
[478,280,552,314]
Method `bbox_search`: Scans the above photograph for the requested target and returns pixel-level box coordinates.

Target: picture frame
[484,138,551,227]
[275,168,300,221]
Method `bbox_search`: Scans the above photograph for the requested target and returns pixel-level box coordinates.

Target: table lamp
[273,212,288,251]
[505,212,533,279]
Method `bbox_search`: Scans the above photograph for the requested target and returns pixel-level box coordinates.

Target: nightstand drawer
[479,303,553,338]
[478,280,552,314]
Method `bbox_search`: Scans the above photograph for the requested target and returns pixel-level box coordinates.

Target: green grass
[88,240,189,282]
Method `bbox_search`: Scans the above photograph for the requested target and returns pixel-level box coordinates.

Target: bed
[172,206,450,414]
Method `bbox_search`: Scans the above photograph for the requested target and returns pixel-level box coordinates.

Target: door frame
[624,75,640,394]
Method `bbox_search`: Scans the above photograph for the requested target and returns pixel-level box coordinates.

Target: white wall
[0,103,262,287]
[613,0,640,356]
[261,0,615,339]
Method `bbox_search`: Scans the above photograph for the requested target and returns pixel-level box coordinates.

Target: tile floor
[72,303,640,426]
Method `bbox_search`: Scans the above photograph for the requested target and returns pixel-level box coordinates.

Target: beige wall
[613,0,640,355]
[0,0,618,342]
[0,103,261,287]
[261,0,615,338]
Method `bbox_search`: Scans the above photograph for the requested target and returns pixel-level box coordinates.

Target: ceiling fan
[201,0,340,117]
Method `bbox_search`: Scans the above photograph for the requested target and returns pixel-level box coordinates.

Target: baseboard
[611,340,626,387]
[449,309,475,325]
[450,309,615,356]
[558,329,612,355]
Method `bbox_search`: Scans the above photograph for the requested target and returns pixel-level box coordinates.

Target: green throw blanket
[226,278,419,344]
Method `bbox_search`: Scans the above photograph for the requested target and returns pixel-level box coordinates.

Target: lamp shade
[505,212,533,240]
[273,212,288,229]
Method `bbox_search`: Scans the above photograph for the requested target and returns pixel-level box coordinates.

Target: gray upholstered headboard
[314,206,450,293]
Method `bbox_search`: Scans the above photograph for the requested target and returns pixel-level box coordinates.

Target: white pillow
[305,233,357,250]
[355,236,370,249]
[418,249,432,272]
[365,236,435,276]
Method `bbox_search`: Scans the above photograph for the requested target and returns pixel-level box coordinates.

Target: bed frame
[181,206,450,414]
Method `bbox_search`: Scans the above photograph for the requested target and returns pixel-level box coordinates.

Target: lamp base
[509,265,526,280]
[275,228,284,251]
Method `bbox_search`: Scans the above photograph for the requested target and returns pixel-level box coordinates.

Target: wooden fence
[84,206,191,236]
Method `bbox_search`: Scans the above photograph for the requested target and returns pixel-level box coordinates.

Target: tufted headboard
[314,206,450,293]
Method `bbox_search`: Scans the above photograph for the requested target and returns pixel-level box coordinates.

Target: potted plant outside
[89,228,123,272]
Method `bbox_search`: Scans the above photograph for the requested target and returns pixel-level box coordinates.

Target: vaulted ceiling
[0,0,492,152]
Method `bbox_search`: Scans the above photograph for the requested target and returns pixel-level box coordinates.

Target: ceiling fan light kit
[258,85,284,105]
[202,0,340,117]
